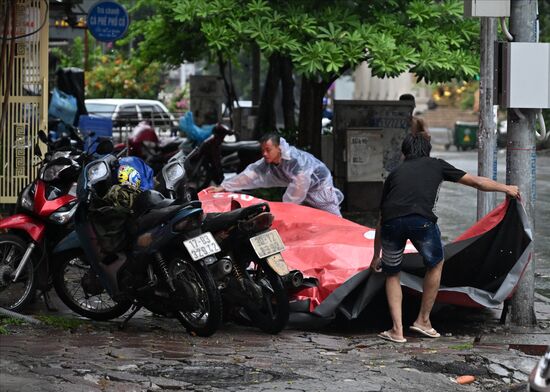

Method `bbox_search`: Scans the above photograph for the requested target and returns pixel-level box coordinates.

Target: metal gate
[0,0,48,203]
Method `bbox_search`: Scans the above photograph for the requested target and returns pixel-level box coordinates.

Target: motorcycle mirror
[37,130,48,144]
[95,140,114,155]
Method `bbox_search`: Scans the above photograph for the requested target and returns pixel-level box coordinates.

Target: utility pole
[477,17,498,219]
[508,0,537,326]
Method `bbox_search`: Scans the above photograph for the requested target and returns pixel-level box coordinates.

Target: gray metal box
[190,75,224,125]
[464,0,509,17]
[497,42,550,109]
[333,100,412,211]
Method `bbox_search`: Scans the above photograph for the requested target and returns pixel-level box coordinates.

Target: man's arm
[283,171,311,204]
[457,174,520,198]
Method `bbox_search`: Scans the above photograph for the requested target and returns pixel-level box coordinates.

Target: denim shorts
[380,214,444,274]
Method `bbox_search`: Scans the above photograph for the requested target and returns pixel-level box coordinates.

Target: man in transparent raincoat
[206,133,344,216]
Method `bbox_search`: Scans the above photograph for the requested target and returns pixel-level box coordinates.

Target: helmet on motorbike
[117,165,141,189]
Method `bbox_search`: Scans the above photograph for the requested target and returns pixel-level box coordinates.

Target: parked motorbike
[158,157,303,334]
[51,150,223,336]
[113,121,182,174]
[179,123,261,192]
[0,130,104,311]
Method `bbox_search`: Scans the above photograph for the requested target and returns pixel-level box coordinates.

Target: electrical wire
[500,17,514,41]
[536,109,547,141]
[0,0,49,41]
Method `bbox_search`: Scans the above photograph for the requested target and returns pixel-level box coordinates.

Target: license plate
[183,232,221,261]
[266,253,289,276]
[249,229,285,259]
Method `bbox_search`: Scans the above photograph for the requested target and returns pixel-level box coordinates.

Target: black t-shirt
[380,157,466,223]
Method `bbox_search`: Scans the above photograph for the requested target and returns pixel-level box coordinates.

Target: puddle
[137,361,299,386]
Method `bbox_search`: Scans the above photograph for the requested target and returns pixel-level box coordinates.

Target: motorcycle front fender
[0,214,45,242]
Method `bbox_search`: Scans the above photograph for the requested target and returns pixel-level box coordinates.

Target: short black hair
[259,132,280,145]
[401,133,432,159]
[399,93,416,104]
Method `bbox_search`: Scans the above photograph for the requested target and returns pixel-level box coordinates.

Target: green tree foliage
[128,0,480,155]
[50,36,88,69]
[85,53,164,99]
[167,0,479,83]
[48,29,164,100]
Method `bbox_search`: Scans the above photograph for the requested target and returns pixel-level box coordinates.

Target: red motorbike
[114,121,182,173]
[0,130,93,311]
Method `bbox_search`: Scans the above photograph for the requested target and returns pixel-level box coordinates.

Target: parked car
[85,99,178,134]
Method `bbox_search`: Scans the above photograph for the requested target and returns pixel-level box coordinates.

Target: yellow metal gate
[0,0,48,203]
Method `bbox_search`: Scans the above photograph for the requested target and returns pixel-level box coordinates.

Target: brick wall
[418,106,478,129]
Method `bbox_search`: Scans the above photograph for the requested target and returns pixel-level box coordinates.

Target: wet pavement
[0,292,549,392]
[1,142,550,391]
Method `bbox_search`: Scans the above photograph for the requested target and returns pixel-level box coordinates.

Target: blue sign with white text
[87,1,129,42]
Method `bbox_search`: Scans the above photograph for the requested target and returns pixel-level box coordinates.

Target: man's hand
[205,185,225,193]
[370,256,382,273]
[505,185,520,199]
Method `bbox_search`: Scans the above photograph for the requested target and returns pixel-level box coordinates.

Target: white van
[85,98,178,134]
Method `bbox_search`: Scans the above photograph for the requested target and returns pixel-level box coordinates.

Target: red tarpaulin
[199,192,532,327]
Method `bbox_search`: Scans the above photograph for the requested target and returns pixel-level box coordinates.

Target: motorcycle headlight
[50,200,78,224]
[86,161,109,186]
[162,161,185,190]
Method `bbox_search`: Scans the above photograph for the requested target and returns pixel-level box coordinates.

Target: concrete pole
[477,17,498,220]
[507,0,537,326]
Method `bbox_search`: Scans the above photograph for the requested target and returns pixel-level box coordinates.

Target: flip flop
[377,330,407,343]
[409,325,440,338]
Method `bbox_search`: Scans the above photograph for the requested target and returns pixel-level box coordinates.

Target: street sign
[87,1,129,42]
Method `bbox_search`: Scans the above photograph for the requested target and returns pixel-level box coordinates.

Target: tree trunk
[280,56,295,131]
[217,53,232,121]
[255,54,281,138]
[251,42,260,106]
[297,77,329,158]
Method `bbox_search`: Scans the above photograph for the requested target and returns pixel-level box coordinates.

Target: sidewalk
[0,292,548,392]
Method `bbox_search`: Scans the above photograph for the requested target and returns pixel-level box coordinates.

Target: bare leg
[385,273,404,340]
[414,260,444,330]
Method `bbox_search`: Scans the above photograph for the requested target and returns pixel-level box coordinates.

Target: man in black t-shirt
[370,134,520,343]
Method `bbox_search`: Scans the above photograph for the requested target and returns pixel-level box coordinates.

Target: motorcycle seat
[202,203,269,233]
[136,204,186,233]
[220,141,260,154]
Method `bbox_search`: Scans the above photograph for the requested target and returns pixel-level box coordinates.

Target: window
[139,105,154,122]
[86,103,116,118]
[115,105,139,127]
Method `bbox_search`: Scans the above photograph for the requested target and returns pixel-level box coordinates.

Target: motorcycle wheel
[53,250,132,321]
[0,234,37,311]
[170,257,222,337]
[244,261,289,334]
